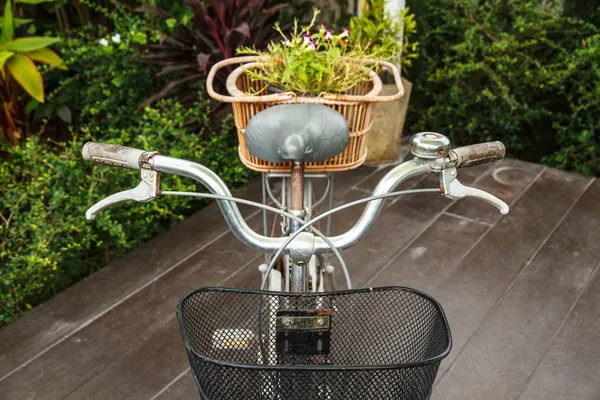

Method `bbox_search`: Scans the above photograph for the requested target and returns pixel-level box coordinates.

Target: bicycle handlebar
[450,141,506,168]
[81,139,508,254]
[82,142,148,170]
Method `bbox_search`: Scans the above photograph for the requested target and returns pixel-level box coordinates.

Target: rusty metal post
[289,161,304,211]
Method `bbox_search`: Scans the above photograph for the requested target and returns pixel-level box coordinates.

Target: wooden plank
[368,213,489,289]
[447,159,542,224]
[435,174,597,399]
[428,169,593,396]
[0,167,375,398]
[519,261,600,400]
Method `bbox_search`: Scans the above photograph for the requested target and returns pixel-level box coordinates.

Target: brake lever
[441,167,509,215]
[86,168,160,220]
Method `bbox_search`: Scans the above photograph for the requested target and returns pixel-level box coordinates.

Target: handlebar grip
[82,142,146,170]
[451,141,506,168]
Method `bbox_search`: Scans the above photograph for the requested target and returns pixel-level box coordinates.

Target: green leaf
[0,17,32,28]
[1,0,13,44]
[0,50,13,70]
[15,0,53,4]
[5,37,60,52]
[56,105,71,124]
[131,32,147,45]
[166,18,176,29]
[25,98,39,114]
[6,53,44,102]
[27,48,67,70]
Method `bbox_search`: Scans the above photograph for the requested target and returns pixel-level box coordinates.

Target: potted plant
[206,8,405,173]
[349,0,418,165]
[236,8,393,96]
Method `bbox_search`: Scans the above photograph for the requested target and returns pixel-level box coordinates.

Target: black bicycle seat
[245,104,350,163]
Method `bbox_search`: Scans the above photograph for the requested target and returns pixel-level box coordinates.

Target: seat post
[289,161,304,212]
[289,160,309,292]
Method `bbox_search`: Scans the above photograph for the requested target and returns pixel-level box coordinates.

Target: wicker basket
[207,56,405,173]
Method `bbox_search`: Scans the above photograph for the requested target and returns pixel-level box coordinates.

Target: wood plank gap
[149,368,190,400]
[364,165,503,286]
[444,211,493,226]
[516,257,600,400]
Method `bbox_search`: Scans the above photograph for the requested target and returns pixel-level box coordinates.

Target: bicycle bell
[410,132,450,159]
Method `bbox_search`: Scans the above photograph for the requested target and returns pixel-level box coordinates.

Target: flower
[283,39,291,47]
[308,42,317,51]
[111,33,121,44]
[99,38,109,47]
[303,34,312,45]
[324,29,333,41]
[341,27,350,38]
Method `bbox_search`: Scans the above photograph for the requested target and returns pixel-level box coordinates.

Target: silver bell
[410,132,450,159]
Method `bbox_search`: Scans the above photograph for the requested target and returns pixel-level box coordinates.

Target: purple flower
[324,29,333,41]
[340,27,350,38]
[283,39,291,47]
[303,34,312,45]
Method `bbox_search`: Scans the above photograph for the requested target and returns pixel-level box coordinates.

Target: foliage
[238,8,392,94]
[0,0,64,145]
[405,0,600,173]
[542,34,600,175]
[0,95,252,327]
[350,0,418,71]
[34,6,165,133]
[136,0,289,109]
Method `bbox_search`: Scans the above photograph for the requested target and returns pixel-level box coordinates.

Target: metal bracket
[85,168,160,220]
[441,168,509,215]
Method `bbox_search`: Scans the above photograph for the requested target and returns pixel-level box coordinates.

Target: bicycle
[82,62,509,400]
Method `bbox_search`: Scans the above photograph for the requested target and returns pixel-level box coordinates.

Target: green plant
[542,34,600,175]
[137,0,289,109]
[0,94,252,327]
[35,8,165,133]
[405,0,599,171]
[350,0,418,71]
[0,0,64,145]
[237,8,392,95]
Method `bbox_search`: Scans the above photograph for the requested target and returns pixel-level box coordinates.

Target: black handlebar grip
[451,141,506,168]
[82,142,147,170]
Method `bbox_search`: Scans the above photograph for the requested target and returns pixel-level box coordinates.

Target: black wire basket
[177,287,451,400]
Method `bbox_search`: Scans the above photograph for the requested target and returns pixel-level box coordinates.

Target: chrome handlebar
[82,135,509,254]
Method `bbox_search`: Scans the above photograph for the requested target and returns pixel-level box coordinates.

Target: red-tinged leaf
[158,63,199,75]
[134,6,172,18]
[6,53,44,102]
[197,53,210,73]
[213,1,226,27]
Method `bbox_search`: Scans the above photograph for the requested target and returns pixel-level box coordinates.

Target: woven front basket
[207,56,405,173]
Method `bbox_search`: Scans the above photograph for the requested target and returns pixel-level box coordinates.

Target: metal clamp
[441,168,509,215]
[85,168,161,220]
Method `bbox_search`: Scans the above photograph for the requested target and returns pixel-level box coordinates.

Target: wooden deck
[1,158,599,399]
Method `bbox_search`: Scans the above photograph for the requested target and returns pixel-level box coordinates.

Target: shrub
[36,9,166,134]
[0,95,252,327]
[405,0,599,173]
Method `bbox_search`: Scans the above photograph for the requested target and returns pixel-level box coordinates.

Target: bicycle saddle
[245,104,350,163]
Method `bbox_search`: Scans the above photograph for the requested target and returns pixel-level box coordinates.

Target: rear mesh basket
[177,287,451,400]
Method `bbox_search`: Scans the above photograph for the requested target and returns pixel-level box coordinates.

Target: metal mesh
[177,287,451,400]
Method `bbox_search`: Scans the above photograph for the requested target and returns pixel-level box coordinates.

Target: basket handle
[319,59,405,103]
[206,56,297,103]
[206,56,404,104]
